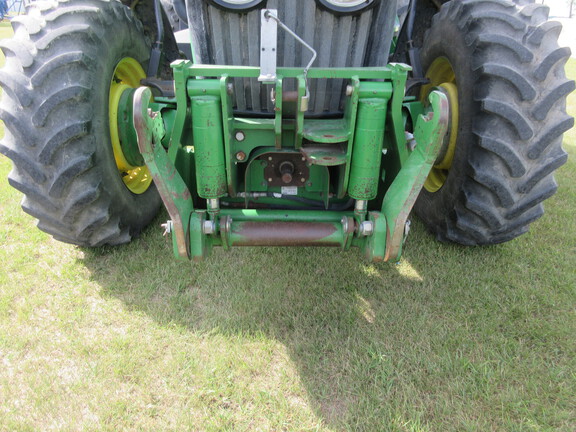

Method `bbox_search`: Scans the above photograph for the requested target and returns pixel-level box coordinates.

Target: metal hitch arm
[381,89,449,261]
[133,86,194,259]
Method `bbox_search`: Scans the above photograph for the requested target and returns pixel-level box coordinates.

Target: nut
[202,220,215,235]
[358,221,374,237]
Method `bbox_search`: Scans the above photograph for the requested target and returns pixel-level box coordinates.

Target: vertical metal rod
[354,200,368,218]
[207,198,220,216]
[263,9,317,99]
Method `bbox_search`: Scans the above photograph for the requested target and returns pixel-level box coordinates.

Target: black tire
[160,0,187,31]
[414,0,575,245]
[0,0,162,246]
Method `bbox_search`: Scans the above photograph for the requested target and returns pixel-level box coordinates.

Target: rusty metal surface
[282,90,299,102]
[261,152,309,187]
[134,86,192,259]
[302,119,351,143]
[383,90,450,262]
[300,144,347,166]
[230,221,341,246]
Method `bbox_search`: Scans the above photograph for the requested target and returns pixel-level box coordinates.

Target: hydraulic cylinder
[348,98,387,200]
[191,95,227,198]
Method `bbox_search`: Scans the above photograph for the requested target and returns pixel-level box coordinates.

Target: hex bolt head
[202,220,215,235]
[236,151,246,161]
[359,221,374,236]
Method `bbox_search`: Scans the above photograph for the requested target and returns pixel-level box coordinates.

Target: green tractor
[0,0,573,261]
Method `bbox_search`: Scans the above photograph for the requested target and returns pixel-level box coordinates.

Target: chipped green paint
[129,63,450,261]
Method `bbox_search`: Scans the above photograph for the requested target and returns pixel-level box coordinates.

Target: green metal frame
[127,61,449,262]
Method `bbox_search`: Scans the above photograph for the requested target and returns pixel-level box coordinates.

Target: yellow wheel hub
[421,57,459,193]
[109,57,152,194]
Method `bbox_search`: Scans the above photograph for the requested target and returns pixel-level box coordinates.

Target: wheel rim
[421,57,459,193]
[109,57,152,194]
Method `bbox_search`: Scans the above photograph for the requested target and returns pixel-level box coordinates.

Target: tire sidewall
[93,18,162,235]
[414,9,481,233]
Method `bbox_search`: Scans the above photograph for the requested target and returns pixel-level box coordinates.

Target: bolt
[346,85,354,96]
[268,156,273,161]
[202,220,215,235]
[227,83,234,95]
[268,177,273,182]
[161,220,172,236]
[404,219,411,238]
[301,177,306,183]
[235,151,246,161]
[341,216,349,233]
[235,131,245,142]
[405,131,417,151]
[358,221,374,237]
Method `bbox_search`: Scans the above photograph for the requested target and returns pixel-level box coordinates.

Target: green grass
[0,24,575,431]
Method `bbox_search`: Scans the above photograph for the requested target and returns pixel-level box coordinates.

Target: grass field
[0,20,575,432]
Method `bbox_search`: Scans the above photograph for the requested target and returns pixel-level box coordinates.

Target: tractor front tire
[0,0,161,246]
[414,0,574,245]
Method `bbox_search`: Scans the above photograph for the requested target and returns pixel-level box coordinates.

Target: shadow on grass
[79,211,557,430]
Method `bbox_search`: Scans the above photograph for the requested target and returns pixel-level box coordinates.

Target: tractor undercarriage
[1,0,572,261]
[128,57,449,260]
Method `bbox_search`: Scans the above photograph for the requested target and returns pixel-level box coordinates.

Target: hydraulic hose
[147,0,165,77]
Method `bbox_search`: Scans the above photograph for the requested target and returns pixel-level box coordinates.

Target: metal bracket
[258,9,317,110]
[258,9,278,83]
[133,86,194,259]
[380,89,449,262]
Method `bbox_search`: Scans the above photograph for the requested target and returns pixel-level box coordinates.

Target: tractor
[0,0,573,261]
